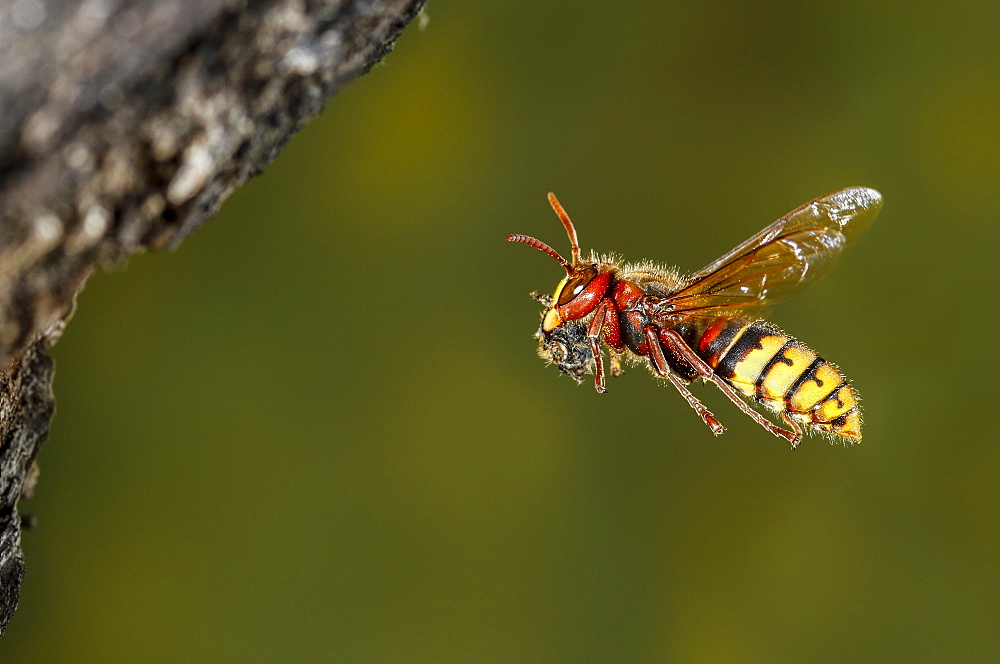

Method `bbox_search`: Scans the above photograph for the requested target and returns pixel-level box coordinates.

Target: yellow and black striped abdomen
[695,319,861,442]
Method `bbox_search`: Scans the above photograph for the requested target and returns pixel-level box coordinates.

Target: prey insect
[507,188,882,448]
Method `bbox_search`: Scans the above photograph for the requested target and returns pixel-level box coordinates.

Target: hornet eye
[556,267,598,306]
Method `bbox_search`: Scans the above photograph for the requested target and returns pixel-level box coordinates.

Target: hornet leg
[658,328,802,449]
[643,327,726,436]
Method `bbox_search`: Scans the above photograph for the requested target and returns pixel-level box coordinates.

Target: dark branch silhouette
[0,0,427,634]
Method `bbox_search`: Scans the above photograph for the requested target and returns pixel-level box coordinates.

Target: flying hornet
[507,187,882,448]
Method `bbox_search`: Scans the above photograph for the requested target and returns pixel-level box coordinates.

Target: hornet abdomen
[694,319,861,441]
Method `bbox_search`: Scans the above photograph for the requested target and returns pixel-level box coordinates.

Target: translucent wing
[657,187,882,318]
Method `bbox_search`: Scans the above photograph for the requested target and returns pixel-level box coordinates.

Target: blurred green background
[6,1,999,661]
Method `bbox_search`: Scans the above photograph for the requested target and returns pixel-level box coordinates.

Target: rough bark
[0,0,426,634]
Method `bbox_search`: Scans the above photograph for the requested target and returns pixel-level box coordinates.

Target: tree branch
[0,0,426,634]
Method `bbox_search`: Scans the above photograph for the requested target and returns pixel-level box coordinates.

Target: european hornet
[507,188,882,448]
